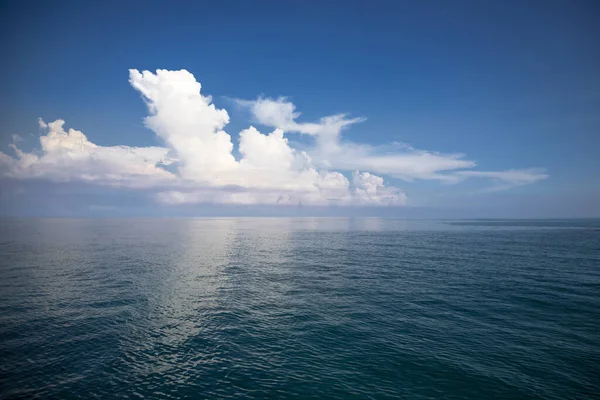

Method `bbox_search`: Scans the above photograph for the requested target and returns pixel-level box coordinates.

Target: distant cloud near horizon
[0,69,547,206]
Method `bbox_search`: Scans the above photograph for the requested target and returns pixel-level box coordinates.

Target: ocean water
[0,218,599,399]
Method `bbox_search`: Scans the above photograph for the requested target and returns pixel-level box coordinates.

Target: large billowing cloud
[0,69,547,206]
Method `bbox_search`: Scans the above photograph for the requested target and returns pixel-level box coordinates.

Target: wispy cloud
[452,169,549,191]
[11,134,23,144]
[236,96,547,188]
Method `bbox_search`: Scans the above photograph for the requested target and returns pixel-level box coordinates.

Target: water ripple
[0,218,599,399]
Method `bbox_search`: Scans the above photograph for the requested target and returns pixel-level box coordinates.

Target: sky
[0,0,599,218]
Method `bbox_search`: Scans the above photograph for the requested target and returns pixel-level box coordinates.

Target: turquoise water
[1,218,599,399]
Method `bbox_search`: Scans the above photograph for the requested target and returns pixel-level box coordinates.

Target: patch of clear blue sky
[0,0,599,217]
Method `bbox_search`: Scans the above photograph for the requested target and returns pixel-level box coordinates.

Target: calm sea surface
[0,218,599,399]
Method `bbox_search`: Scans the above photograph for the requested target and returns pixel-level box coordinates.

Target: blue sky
[1,0,598,217]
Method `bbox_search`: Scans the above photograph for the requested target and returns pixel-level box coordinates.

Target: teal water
[0,218,599,399]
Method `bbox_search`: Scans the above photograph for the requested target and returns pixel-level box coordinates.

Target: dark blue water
[1,218,599,399]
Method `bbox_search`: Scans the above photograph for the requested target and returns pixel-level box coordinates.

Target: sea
[0,218,598,399]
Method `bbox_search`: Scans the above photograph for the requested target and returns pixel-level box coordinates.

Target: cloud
[235,97,366,139]
[235,97,547,187]
[0,69,404,206]
[317,142,476,182]
[352,171,407,205]
[129,69,235,179]
[452,168,549,191]
[1,119,175,188]
[0,69,546,207]
[126,69,403,205]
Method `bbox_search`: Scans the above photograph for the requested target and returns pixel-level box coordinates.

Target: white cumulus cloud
[1,119,175,188]
[0,69,405,206]
[0,68,547,207]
